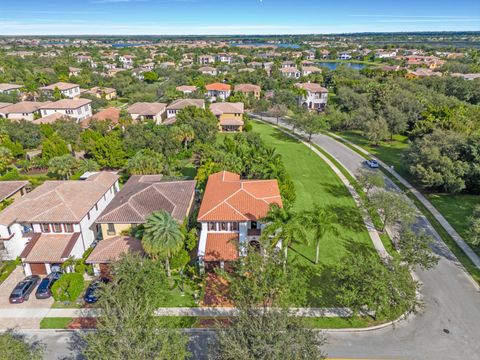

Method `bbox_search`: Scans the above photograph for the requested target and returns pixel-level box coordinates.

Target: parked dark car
[9,275,41,304]
[365,159,379,168]
[35,272,62,299]
[84,278,109,304]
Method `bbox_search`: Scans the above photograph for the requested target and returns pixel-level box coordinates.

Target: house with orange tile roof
[205,83,232,102]
[197,171,282,271]
[0,172,120,276]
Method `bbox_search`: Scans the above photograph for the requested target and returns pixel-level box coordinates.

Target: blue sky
[0,0,479,35]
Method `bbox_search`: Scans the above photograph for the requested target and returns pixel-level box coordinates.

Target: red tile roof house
[197,171,282,271]
[0,172,120,276]
[40,82,81,99]
[92,175,196,276]
[205,83,232,102]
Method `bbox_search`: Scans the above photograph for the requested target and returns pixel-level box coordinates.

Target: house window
[95,203,98,211]
[41,223,50,233]
[220,222,228,231]
[208,222,216,231]
[53,223,62,233]
[107,223,116,235]
[64,224,74,232]
[87,212,90,220]
[231,222,239,231]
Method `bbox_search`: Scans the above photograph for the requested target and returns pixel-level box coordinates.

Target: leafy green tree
[83,254,190,360]
[467,205,480,246]
[127,149,164,175]
[176,106,218,144]
[304,205,337,264]
[261,204,308,271]
[142,211,185,277]
[333,253,418,320]
[2,119,42,149]
[0,330,43,360]
[41,133,70,161]
[91,132,127,169]
[363,117,389,145]
[0,146,13,174]
[213,307,326,360]
[397,229,438,270]
[143,71,159,83]
[368,189,414,232]
[356,168,385,195]
[53,120,82,146]
[48,154,78,180]
[78,159,100,173]
[297,112,329,142]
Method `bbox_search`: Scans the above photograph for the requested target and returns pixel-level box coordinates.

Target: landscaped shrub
[170,249,190,270]
[51,273,84,302]
[74,259,86,274]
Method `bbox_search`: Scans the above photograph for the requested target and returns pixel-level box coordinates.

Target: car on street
[365,159,379,168]
[35,272,62,299]
[84,278,109,304]
[9,275,41,304]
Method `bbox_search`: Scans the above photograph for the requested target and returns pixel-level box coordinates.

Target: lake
[317,62,368,70]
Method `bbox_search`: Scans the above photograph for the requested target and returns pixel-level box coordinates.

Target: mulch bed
[200,273,232,307]
[67,317,97,329]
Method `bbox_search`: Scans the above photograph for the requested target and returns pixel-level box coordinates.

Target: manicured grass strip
[301,316,383,329]
[0,259,20,284]
[251,121,376,268]
[40,317,73,329]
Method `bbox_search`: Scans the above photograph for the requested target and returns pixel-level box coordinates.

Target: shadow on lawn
[323,184,350,198]
[326,204,365,233]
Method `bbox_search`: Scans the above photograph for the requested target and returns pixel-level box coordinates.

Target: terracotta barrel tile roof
[204,233,239,262]
[205,83,231,91]
[197,171,282,222]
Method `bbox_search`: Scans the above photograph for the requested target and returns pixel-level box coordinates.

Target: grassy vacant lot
[337,130,480,256]
[252,121,379,306]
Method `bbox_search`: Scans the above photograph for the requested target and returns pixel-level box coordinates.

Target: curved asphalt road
[255,115,480,359]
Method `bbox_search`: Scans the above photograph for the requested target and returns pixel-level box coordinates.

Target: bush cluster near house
[51,273,85,302]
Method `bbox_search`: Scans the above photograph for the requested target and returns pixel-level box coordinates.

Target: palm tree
[304,205,337,264]
[35,72,49,86]
[142,211,184,277]
[261,204,308,272]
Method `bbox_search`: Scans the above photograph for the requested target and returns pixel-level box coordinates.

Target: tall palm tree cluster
[196,132,296,206]
[261,204,337,269]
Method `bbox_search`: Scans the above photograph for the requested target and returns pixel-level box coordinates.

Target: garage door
[30,263,47,275]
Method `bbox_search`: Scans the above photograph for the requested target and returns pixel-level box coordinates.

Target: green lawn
[40,317,73,329]
[252,121,380,306]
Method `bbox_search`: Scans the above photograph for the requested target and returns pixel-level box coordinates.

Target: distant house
[406,68,442,79]
[216,53,233,64]
[95,175,196,240]
[301,66,322,77]
[451,73,480,81]
[119,55,135,69]
[0,172,120,275]
[0,83,22,94]
[198,55,215,65]
[281,61,295,68]
[198,66,218,76]
[76,55,92,63]
[304,50,316,60]
[40,82,81,99]
[86,87,117,100]
[375,50,397,59]
[197,171,282,270]
[176,85,198,95]
[247,61,263,68]
[295,82,328,111]
[82,107,121,129]
[339,53,352,60]
[210,102,244,132]
[39,98,92,123]
[127,102,167,124]
[205,83,232,102]
[68,67,82,77]
[234,84,261,100]
[0,101,47,121]
[280,67,301,79]
[166,99,205,121]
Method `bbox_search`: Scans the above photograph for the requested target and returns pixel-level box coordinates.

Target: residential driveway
[0,267,53,309]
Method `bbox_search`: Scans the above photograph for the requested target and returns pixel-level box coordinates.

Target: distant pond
[317,62,369,70]
[230,43,300,49]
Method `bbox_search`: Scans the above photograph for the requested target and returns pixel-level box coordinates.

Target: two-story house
[0,101,48,121]
[39,99,92,123]
[40,82,81,99]
[210,102,244,132]
[197,171,282,271]
[234,84,261,100]
[127,102,167,124]
[280,67,301,79]
[0,83,22,95]
[118,55,135,69]
[205,83,231,102]
[0,172,120,275]
[166,99,205,122]
[198,66,218,76]
[198,55,215,65]
[295,82,329,111]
